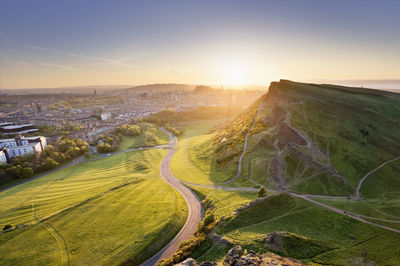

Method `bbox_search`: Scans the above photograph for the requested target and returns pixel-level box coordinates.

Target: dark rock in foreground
[174,246,304,266]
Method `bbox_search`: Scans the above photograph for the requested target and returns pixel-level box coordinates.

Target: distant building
[0,123,39,135]
[100,112,112,120]
[0,148,8,164]
[0,135,47,160]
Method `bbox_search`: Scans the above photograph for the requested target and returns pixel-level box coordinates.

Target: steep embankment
[213,80,400,198]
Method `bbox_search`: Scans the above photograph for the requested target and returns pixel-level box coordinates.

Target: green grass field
[193,193,400,265]
[170,119,231,185]
[0,148,187,265]
[189,186,257,220]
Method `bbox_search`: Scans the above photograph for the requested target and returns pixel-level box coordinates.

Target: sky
[1,0,400,89]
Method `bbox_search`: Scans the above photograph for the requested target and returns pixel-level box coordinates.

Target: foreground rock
[174,246,304,266]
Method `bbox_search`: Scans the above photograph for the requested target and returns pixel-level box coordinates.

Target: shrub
[3,224,12,231]
[117,124,142,136]
[258,187,267,198]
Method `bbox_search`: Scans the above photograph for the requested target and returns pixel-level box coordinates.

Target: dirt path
[289,192,400,234]
[355,155,400,199]
[223,100,263,185]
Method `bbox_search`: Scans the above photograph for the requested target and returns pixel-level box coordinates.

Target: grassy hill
[0,147,187,265]
[214,80,400,198]
[176,80,400,265]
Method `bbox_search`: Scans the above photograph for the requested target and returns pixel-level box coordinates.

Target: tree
[258,187,267,198]
[43,158,59,170]
[21,167,34,178]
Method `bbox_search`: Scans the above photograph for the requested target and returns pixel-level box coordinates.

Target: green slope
[0,148,187,265]
[183,80,400,265]
[214,80,400,198]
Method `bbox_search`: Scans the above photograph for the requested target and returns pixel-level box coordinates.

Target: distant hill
[116,83,196,95]
[0,85,131,95]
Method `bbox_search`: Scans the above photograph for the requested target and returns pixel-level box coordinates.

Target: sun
[220,60,250,86]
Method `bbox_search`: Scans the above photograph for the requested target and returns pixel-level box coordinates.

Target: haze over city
[1,0,400,89]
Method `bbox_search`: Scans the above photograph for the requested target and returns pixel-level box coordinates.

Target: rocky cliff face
[174,246,304,266]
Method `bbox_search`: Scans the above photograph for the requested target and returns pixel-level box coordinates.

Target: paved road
[142,129,203,266]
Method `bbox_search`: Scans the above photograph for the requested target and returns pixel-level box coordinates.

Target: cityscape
[0,1,399,266]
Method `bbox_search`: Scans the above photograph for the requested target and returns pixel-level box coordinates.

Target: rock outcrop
[174,246,305,266]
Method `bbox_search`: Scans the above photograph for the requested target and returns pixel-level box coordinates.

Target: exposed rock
[223,245,304,266]
[175,258,198,266]
[199,262,216,266]
[224,246,244,265]
[277,124,307,147]
[174,245,304,266]
[284,143,355,188]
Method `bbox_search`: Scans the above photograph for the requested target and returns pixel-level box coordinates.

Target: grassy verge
[170,119,231,185]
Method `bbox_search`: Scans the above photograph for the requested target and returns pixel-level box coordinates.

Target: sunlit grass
[0,148,187,265]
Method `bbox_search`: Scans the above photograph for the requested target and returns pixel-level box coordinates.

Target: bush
[22,167,34,178]
[3,224,12,231]
[96,143,115,153]
[117,124,142,136]
[258,187,267,198]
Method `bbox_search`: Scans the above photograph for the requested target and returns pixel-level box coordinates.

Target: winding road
[142,129,203,266]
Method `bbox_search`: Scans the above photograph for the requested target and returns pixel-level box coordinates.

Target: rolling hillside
[0,148,187,265]
[179,80,400,265]
[214,80,400,198]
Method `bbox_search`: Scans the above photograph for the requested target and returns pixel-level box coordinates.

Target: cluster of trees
[96,134,121,153]
[0,138,89,180]
[116,124,142,136]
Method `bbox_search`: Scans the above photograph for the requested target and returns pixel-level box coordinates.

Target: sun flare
[220,60,250,86]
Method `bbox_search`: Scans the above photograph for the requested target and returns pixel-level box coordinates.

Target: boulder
[199,262,216,266]
[175,258,198,266]
[224,246,243,265]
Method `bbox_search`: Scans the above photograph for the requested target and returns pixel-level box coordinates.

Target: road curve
[142,129,203,266]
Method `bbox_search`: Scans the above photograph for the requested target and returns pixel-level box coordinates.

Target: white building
[0,135,47,161]
[0,149,7,164]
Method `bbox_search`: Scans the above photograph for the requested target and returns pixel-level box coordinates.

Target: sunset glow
[0,0,399,89]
